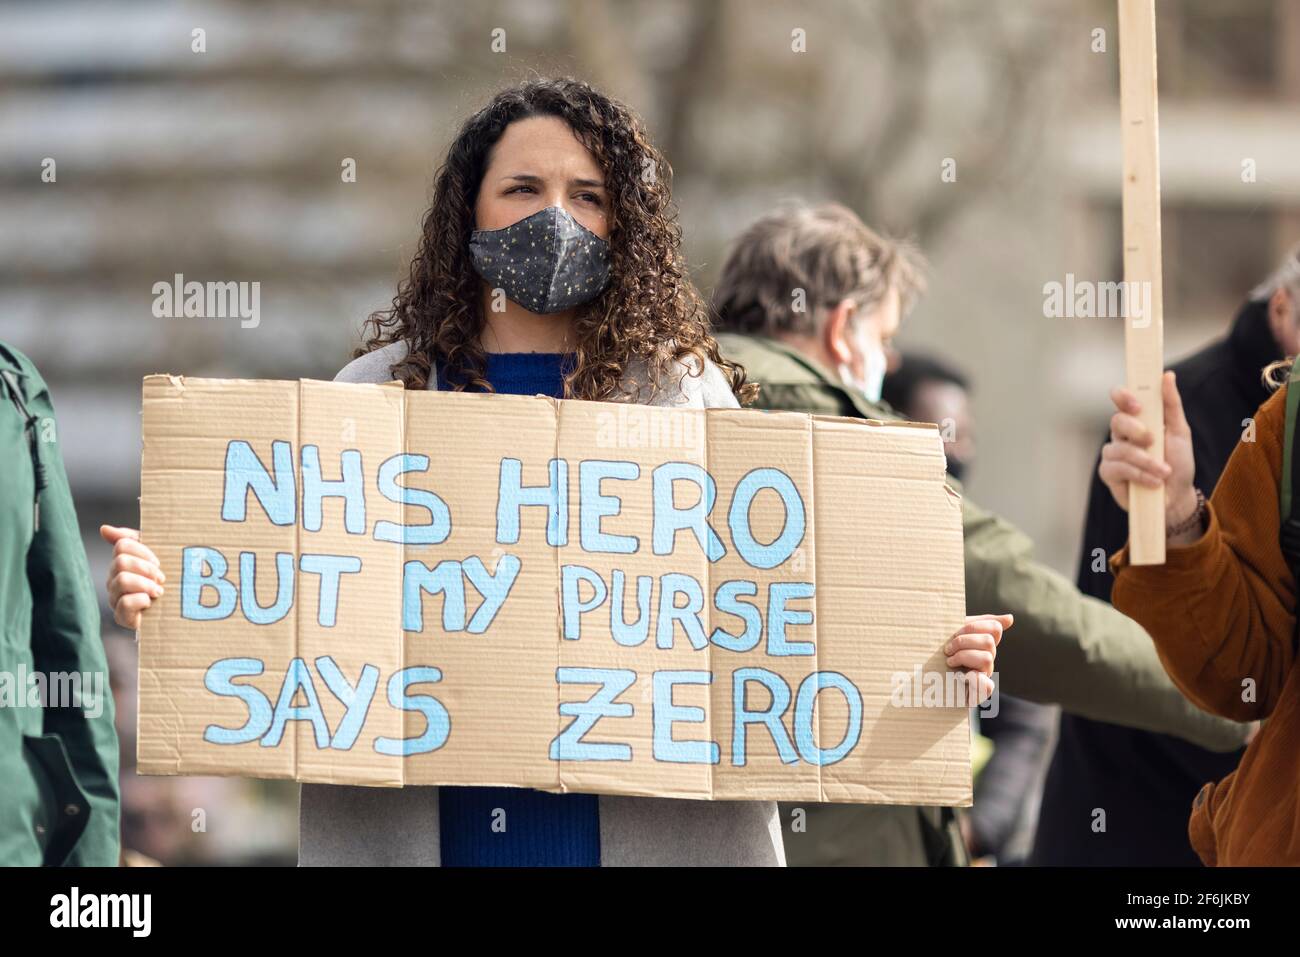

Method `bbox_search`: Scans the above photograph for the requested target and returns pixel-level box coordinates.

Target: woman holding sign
[1099,370,1300,865]
[102,77,1008,867]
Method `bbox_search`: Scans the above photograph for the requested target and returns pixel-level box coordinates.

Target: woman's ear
[1270,286,1291,330]
[823,299,858,365]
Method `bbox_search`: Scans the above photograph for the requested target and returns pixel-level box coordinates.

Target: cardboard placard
[137,375,971,806]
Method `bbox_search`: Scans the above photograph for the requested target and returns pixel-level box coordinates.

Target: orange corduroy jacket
[1110,384,1299,865]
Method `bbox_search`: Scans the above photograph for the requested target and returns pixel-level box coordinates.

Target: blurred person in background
[884,353,1056,866]
[0,342,119,866]
[106,633,294,865]
[1031,249,1300,866]
[119,775,184,866]
[711,201,1249,866]
[104,633,160,866]
[99,79,1006,866]
[882,354,976,482]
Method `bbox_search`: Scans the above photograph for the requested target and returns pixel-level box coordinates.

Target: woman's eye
[577,192,603,206]
[506,184,535,195]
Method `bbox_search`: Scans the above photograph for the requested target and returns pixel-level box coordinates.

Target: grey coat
[298,340,786,866]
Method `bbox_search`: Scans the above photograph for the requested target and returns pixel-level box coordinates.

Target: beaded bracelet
[1166,486,1206,538]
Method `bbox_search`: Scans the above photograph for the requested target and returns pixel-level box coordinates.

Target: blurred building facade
[2,0,1296,863]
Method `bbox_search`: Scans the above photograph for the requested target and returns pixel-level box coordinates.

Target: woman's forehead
[486,115,604,183]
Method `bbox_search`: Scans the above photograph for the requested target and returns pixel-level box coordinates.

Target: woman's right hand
[1098,370,1198,529]
[100,525,165,630]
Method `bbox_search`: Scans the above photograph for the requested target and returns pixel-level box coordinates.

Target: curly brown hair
[357,77,754,404]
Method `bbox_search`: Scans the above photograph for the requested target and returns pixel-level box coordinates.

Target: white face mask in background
[837,319,888,404]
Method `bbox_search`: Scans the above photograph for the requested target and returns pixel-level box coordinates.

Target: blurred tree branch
[821,0,930,221]
[564,0,651,117]
[823,0,1059,242]
[580,0,1062,248]
[910,8,1057,240]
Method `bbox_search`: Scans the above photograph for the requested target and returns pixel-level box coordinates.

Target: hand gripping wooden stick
[1119,0,1166,565]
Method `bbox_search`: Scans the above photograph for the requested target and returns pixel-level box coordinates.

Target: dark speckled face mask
[468,205,610,315]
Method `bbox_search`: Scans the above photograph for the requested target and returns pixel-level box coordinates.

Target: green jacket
[721,334,1248,746]
[0,343,119,866]
[718,334,1250,866]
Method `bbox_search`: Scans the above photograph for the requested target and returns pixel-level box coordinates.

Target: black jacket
[1031,300,1278,865]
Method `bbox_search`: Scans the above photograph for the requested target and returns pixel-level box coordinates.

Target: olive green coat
[0,343,120,866]
[717,334,1250,866]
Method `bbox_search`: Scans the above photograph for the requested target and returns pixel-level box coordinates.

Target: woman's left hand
[945,613,1012,705]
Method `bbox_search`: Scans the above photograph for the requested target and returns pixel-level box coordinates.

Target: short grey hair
[712,200,927,337]
[1249,242,1300,303]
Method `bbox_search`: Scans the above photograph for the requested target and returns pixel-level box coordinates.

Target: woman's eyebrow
[500,172,605,189]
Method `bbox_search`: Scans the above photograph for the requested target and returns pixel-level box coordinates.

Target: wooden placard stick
[1119,0,1166,565]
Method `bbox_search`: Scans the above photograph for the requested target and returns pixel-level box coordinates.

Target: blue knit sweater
[435,351,600,867]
